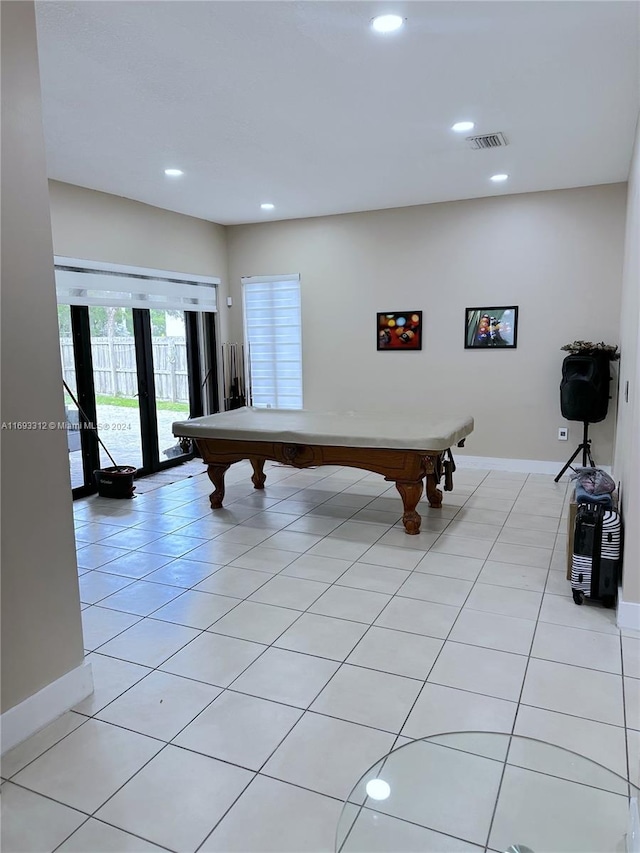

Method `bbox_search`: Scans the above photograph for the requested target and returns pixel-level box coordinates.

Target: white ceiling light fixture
[490,173,509,182]
[452,121,475,133]
[164,168,183,177]
[260,203,275,210]
[371,14,405,34]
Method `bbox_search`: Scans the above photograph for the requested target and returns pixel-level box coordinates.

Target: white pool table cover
[173,408,473,452]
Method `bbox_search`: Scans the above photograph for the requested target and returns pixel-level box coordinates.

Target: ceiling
[35,1,640,225]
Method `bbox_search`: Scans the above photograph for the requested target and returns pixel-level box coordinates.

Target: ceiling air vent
[466,132,509,150]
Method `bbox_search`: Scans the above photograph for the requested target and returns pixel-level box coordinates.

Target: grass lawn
[95,394,189,413]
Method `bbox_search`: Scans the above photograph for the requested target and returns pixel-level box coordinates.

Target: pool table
[172,408,473,534]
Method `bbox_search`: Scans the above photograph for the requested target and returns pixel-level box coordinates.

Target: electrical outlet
[558,427,568,441]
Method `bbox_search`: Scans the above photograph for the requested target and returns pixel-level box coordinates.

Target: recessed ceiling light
[490,174,509,182]
[260,203,275,210]
[371,14,404,33]
[452,121,475,133]
[164,168,183,177]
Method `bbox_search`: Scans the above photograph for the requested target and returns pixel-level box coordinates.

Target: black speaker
[560,354,611,423]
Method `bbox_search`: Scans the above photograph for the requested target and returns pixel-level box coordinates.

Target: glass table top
[336,732,639,853]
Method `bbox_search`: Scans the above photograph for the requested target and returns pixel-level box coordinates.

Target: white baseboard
[617,592,640,632]
[455,454,612,476]
[1,661,93,755]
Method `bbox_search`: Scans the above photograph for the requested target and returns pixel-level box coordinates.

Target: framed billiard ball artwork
[465,306,518,349]
[377,311,423,351]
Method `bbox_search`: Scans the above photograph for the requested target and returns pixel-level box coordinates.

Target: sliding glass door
[150,309,191,464]
[58,306,214,497]
[88,305,146,472]
[55,258,220,498]
[58,305,85,490]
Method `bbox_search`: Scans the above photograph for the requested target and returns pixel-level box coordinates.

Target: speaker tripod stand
[554,421,595,483]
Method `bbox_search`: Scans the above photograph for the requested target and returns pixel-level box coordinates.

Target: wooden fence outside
[60,337,189,402]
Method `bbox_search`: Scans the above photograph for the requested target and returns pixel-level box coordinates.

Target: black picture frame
[377,311,423,351]
[465,306,518,349]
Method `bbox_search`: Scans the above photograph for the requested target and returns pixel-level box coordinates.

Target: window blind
[55,257,219,312]
[242,274,302,410]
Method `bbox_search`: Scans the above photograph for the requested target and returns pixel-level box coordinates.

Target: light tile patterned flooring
[2,462,639,852]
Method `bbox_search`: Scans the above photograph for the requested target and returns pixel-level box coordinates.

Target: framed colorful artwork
[377,311,422,351]
[465,306,518,349]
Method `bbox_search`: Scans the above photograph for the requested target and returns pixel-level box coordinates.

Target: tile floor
[2,461,639,852]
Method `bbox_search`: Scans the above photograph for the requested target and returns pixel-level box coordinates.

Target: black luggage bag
[571,502,621,608]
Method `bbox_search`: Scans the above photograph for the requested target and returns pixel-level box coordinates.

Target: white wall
[1,2,85,714]
[227,184,627,463]
[614,112,640,610]
[48,180,231,343]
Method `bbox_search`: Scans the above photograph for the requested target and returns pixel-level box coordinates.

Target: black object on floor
[94,465,136,499]
[571,502,621,608]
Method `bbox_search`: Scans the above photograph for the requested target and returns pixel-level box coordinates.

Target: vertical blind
[242,274,302,410]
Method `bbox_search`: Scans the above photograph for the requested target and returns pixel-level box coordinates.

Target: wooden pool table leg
[207,463,230,508]
[395,480,423,535]
[424,456,443,508]
[250,457,266,490]
[425,472,443,508]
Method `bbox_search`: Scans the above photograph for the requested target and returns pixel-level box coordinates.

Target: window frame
[241,274,303,410]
